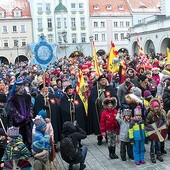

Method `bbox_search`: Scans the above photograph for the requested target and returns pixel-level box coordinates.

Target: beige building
[0,0,33,64]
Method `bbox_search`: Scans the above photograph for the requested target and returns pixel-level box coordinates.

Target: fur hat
[7,126,19,139]
[102,97,117,109]
[32,140,45,153]
[143,90,152,99]
[97,74,107,81]
[34,115,47,130]
[131,87,142,97]
[123,109,132,116]
[0,128,6,136]
[134,106,142,116]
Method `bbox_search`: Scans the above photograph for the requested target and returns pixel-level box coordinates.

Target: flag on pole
[136,33,152,69]
[107,42,119,73]
[167,47,170,61]
[76,70,88,115]
[92,41,102,76]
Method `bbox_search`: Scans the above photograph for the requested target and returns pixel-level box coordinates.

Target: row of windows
[71,3,84,9]
[0,39,26,48]
[37,3,51,13]
[93,4,124,11]
[37,18,52,29]
[0,10,22,18]
[93,21,130,28]
[1,25,26,33]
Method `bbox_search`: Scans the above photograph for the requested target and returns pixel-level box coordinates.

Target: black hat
[0,128,6,136]
[64,85,72,92]
[138,74,147,82]
[39,82,48,91]
[97,74,107,81]
[0,93,7,103]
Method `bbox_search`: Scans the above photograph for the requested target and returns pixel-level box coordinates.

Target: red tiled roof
[126,0,161,12]
[89,0,131,16]
[0,0,31,18]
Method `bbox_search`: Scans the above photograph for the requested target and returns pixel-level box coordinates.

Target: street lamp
[61,31,67,57]
[14,40,19,63]
[89,36,93,56]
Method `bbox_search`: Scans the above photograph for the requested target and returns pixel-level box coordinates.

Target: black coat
[33,93,61,142]
[88,84,119,135]
[162,88,170,113]
[59,94,87,132]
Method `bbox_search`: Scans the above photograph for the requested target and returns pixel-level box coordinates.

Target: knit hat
[124,74,130,80]
[7,126,19,139]
[131,87,142,97]
[0,128,6,136]
[32,140,45,153]
[143,70,151,76]
[123,109,132,116]
[138,74,147,82]
[134,106,142,116]
[143,90,152,99]
[38,109,47,119]
[34,115,47,130]
[152,101,160,107]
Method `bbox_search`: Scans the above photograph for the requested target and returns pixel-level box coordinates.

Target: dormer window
[118,5,124,11]
[106,4,112,11]
[93,4,99,10]
[139,5,147,9]
[13,8,22,17]
[0,8,5,18]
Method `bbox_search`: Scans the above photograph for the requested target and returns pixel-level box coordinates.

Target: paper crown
[34,115,47,130]
[7,126,19,138]
[134,106,142,116]
[123,109,132,116]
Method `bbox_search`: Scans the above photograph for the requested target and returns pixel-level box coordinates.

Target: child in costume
[100,97,119,159]
[32,140,49,170]
[0,126,31,169]
[129,106,147,165]
[116,109,133,161]
[145,98,165,163]
[0,128,7,170]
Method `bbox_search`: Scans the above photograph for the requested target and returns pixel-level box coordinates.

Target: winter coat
[1,135,31,161]
[116,111,131,142]
[162,88,170,113]
[129,119,147,141]
[100,109,119,134]
[152,74,160,85]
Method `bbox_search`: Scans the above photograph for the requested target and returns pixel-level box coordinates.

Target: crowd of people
[0,52,170,169]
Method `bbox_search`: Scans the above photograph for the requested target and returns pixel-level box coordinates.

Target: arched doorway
[132,41,138,55]
[144,40,155,56]
[15,55,28,63]
[0,56,9,65]
[160,38,170,54]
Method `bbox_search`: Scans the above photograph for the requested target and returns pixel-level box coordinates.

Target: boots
[97,135,103,146]
[108,146,119,159]
[156,152,163,162]
[80,163,86,170]
[161,142,167,154]
[150,154,156,163]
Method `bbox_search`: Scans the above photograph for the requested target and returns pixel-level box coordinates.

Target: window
[94,22,98,28]
[106,4,112,10]
[118,5,124,11]
[71,3,76,9]
[79,3,83,9]
[72,33,77,43]
[81,33,86,42]
[14,40,19,47]
[21,39,26,46]
[71,18,76,28]
[0,11,5,18]
[93,4,99,10]
[58,32,62,43]
[94,34,98,41]
[101,34,106,41]
[37,18,43,29]
[2,26,7,33]
[114,33,118,40]
[113,22,117,27]
[13,26,17,32]
[47,18,52,28]
[21,25,26,32]
[64,18,67,28]
[120,21,124,27]
[126,21,130,27]
[46,3,51,12]
[48,34,53,43]
[57,18,61,28]
[37,3,43,13]
[14,10,21,17]
[101,22,105,27]
[3,40,8,47]
[80,17,85,27]
[121,33,124,40]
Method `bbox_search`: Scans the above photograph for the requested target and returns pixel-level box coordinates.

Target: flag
[76,70,88,115]
[136,33,152,69]
[92,41,102,76]
[107,42,119,73]
[119,60,126,84]
[167,47,170,61]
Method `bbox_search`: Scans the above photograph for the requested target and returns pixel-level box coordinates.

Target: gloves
[102,132,106,137]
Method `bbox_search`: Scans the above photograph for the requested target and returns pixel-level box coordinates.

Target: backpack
[60,136,77,163]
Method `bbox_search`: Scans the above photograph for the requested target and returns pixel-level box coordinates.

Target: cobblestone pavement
[55,135,170,170]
